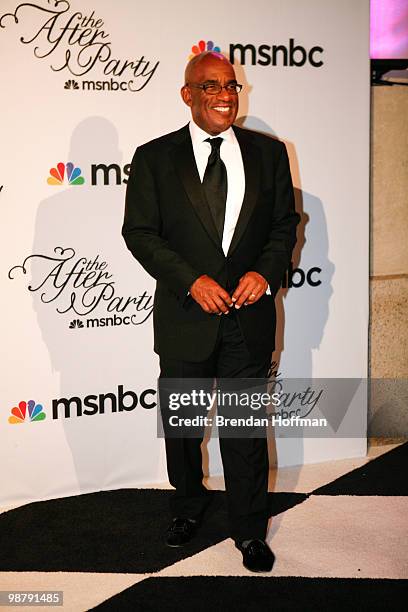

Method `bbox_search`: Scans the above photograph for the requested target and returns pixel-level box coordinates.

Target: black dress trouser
[159,309,272,543]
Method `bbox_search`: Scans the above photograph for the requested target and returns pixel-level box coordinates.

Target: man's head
[181,52,239,135]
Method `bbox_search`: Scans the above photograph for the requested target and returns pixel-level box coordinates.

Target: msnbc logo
[47,162,85,186]
[8,400,46,424]
[189,40,221,59]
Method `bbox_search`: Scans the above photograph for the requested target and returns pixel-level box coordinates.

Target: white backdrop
[0,0,370,506]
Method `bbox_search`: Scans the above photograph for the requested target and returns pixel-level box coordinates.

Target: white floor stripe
[155,495,408,580]
[0,571,145,612]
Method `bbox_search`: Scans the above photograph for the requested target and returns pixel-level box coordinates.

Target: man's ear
[181,85,192,107]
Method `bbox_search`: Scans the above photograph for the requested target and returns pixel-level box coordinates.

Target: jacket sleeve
[252,142,299,296]
[122,146,200,298]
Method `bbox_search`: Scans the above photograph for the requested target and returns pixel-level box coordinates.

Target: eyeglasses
[186,82,243,95]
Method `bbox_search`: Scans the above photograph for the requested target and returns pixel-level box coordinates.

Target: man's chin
[206,116,235,134]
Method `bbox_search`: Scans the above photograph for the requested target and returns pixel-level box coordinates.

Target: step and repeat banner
[0,0,369,506]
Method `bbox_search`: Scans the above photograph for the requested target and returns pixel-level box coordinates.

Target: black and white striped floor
[1,443,407,611]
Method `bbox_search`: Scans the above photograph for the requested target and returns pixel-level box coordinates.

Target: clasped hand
[189,272,268,315]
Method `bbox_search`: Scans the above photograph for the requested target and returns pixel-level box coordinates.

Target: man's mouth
[212,106,231,113]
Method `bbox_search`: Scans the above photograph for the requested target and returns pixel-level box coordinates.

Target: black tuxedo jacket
[123,124,299,362]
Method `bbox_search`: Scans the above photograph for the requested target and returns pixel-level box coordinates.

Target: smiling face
[181,53,239,135]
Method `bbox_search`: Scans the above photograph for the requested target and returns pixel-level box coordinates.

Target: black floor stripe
[91,576,408,611]
[312,442,408,496]
[0,490,306,573]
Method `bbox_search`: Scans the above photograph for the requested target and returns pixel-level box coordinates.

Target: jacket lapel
[172,127,222,251]
[171,124,261,256]
[227,126,261,256]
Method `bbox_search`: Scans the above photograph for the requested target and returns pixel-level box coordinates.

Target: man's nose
[217,86,232,101]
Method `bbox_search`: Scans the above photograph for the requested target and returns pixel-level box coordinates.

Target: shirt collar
[189,119,236,146]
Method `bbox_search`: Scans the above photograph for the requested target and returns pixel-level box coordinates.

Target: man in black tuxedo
[123,51,299,572]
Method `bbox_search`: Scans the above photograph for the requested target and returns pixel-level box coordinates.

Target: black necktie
[202,137,227,241]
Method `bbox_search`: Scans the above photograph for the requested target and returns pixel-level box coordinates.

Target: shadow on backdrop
[31,117,158,494]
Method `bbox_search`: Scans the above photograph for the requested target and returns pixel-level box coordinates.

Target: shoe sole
[243,562,274,573]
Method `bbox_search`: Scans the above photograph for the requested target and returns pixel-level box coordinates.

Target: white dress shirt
[189,120,271,296]
[189,120,245,256]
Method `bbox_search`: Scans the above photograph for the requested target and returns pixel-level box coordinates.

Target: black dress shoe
[165,518,197,547]
[235,539,275,572]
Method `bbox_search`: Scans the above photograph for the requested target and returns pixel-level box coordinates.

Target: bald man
[123,52,299,572]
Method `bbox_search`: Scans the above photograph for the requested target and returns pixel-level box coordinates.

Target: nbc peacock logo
[8,400,46,424]
[64,79,80,90]
[69,319,84,329]
[189,40,222,59]
[47,162,85,186]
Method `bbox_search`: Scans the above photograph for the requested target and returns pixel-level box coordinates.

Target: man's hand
[232,271,268,309]
[190,275,233,314]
